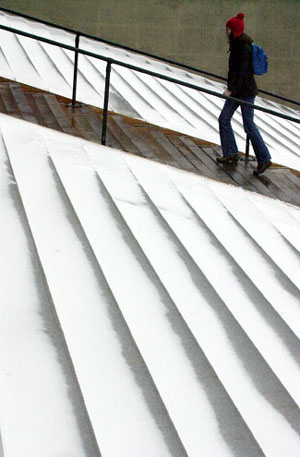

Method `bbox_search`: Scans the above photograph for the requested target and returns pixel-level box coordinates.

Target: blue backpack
[252,43,268,75]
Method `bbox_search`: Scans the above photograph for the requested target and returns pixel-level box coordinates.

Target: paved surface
[0,78,299,207]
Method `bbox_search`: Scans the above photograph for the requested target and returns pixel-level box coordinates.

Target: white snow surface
[0,112,300,457]
[0,11,299,170]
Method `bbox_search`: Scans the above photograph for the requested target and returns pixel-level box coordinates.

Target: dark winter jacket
[227,34,258,98]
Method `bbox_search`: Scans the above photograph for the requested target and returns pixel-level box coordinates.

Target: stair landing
[0,77,299,207]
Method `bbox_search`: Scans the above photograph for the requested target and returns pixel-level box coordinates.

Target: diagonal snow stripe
[50,136,228,455]
[77,55,106,103]
[126,156,300,406]
[78,53,143,117]
[88,141,297,454]
[85,144,269,457]
[6,15,71,94]
[47,140,188,457]
[0,131,88,457]
[149,75,220,132]
[0,15,44,89]
[20,19,75,93]
[26,20,104,105]
[249,195,300,254]
[108,66,169,126]
[170,169,300,340]
[210,183,300,290]
[0,29,44,89]
[289,204,300,223]
[109,65,214,138]
[117,69,197,130]
[122,154,300,456]
[1,118,179,457]
[37,44,75,95]
[11,19,76,98]
[179,83,300,155]
[82,54,160,118]
[0,46,14,81]
[2,13,98,121]
[57,51,102,105]
[49,140,253,457]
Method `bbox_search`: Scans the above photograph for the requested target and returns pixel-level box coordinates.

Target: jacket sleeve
[227,44,250,96]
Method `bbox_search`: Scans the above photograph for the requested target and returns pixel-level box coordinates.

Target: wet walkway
[0,77,299,207]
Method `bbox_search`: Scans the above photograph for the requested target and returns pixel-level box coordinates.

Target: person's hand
[223,89,232,97]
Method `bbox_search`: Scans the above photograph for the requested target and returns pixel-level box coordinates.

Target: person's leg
[241,97,272,164]
[218,99,240,158]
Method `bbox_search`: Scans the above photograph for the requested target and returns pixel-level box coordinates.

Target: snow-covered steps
[0,125,100,457]
[1,114,300,456]
[0,10,299,171]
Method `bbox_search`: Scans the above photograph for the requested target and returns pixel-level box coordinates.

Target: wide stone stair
[1,98,300,456]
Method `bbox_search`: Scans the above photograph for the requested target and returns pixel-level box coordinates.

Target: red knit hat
[226,13,245,38]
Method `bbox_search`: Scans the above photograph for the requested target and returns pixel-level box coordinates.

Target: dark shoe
[253,161,272,176]
[216,155,239,164]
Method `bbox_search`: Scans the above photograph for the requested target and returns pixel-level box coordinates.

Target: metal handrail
[0,6,299,107]
[0,23,299,147]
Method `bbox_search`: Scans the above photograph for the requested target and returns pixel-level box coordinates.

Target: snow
[0,112,300,456]
[0,9,300,457]
[0,10,299,171]
[0,126,87,456]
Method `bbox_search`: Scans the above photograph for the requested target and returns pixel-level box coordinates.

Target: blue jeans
[219,96,271,164]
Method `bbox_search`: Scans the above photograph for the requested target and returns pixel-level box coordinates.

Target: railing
[0,14,299,151]
[1,6,300,108]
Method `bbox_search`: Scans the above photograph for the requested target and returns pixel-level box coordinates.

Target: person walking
[217,12,272,175]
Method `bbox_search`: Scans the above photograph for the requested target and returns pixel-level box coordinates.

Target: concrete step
[1,115,300,456]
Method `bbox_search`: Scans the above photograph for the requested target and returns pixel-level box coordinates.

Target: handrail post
[0,9,299,106]
[245,134,250,157]
[240,134,255,161]
[0,23,299,125]
[102,61,112,145]
[71,32,80,107]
